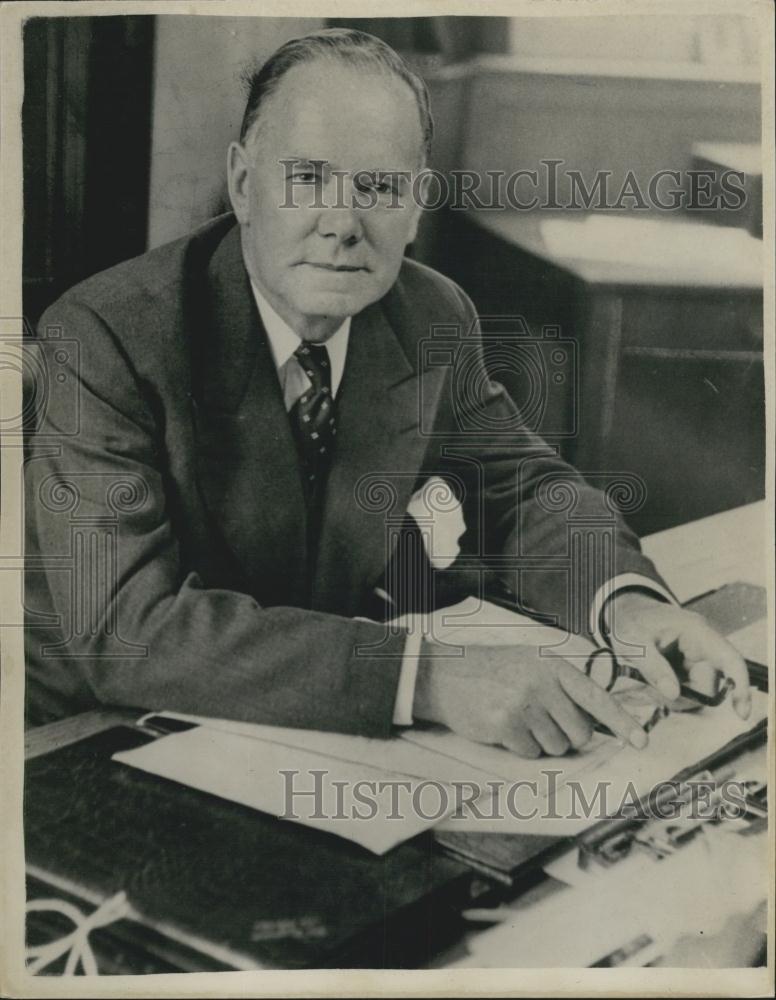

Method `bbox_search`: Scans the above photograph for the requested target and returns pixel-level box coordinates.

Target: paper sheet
[134,688,766,843]
[404,684,672,788]
[121,588,768,845]
[402,726,614,786]
[113,727,453,855]
[151,711,494,784]
[640,501,766,603]
[432,689,767,836]
[449,827,767,967]
[391,596,596,656]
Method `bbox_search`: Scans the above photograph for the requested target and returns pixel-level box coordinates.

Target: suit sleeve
[25,299,405,736]
[444,285,670,638]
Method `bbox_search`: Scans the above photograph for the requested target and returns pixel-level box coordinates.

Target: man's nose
[315,205,364,245]
[315,174,364,244]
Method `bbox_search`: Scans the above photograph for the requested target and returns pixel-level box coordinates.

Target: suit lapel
[192,226,308,603]
[312,301,446,615]
[192,225,448,614]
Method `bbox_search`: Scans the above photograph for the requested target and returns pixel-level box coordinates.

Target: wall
[147,16,322,249]
[458,58,761,213]
[146,16,762,255]
[146,17,474,261]
[508,13,760,66]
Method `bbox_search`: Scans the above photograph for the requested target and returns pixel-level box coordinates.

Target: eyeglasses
[584,647,735,707]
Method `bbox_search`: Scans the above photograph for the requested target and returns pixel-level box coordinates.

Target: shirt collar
[249,278,350,398]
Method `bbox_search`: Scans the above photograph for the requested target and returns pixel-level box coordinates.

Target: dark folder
[24,724,473,970]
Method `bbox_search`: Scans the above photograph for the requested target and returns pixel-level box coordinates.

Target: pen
[593,704,667,742]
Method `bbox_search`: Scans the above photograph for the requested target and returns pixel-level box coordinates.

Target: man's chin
[295,287,382,320]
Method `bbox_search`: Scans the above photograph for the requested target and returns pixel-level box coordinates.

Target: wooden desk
[428,502,770,968]
[25,707,136,761]
[447,210,764,534]
[690,141,763,237]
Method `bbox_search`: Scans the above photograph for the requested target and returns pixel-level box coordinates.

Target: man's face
[228,59,425,335]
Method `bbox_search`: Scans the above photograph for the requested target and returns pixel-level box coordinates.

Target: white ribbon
[26,890,131,975]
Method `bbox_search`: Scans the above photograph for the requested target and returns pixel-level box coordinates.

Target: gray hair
[239,27,433,161]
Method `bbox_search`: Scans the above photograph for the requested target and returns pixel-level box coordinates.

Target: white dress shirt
[252,280,351,405]
[249,278,674,728]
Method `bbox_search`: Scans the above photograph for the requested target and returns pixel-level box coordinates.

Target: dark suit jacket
[25,213,665,734]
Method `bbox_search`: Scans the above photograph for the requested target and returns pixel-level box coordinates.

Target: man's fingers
[615,642,680,701]
[524,705,570,757]
[688,627,751,718]
[545,695,594,750]
[501,727,543,759]
[557,665,648,749]
[685,660,719,697]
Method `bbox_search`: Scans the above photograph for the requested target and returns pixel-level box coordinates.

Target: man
[25,28,750,756]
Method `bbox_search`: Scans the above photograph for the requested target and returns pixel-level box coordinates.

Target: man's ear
[226,140,251,224]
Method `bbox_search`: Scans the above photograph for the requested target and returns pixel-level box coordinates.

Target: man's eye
[355,178,394,196]
[292,172,320,184]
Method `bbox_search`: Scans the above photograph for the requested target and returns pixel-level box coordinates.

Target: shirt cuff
[590,573,678,647]
[392,627,423,726]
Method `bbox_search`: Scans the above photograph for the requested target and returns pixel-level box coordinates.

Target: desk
[429,502,770,968]
[24,504,770,972]
[690,141,763,237]
[641,500,767,605]
[447,210,764,534]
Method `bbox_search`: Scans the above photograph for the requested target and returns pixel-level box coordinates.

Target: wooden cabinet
[443,210,764,534]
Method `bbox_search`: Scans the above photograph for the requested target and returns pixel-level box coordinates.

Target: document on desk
[640,501,766,603]
[113,726,453,854]
[114,592,768,847]
[136,597,596,787]
[114,685,766,847]
[143,710,494,785]
[429,688,767,836]
[449,825,768,967]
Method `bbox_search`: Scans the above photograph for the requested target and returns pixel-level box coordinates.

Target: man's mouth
[300,262,369,272]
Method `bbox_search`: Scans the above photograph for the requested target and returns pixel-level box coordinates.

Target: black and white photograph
[0,0,773,993]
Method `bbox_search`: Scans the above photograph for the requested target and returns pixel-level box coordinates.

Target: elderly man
[25,28,750,756]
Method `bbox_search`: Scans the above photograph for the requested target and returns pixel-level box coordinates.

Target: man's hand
[413,640,650,758]
[603,591,751,719]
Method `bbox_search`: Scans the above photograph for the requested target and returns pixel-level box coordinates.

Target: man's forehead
[255,59,424,168]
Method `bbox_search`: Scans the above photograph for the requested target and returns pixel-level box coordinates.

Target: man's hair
[238,27,434,161]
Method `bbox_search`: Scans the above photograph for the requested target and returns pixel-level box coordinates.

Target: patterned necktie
[291,341,336,500]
